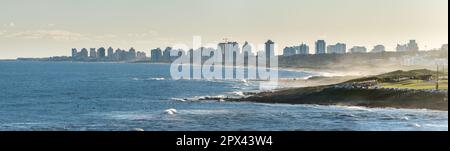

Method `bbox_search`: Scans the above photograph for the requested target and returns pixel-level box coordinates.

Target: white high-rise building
[396,40,419,52]
[265,40,275,57]
[298,44,309,55]
[327,43,346,54]
[90,48,97,58]
[107,47,114,58]
[350,46,367,53]
[242,41,255,57]
[371,45,386,53]
[315,40,326,54]
[283,43,309,56]
[219,42,239,63]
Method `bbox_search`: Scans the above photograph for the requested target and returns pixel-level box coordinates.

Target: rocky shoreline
[228,85,448,111]
[228,69,449,111]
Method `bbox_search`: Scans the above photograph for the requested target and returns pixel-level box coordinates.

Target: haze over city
[0,0,448,59]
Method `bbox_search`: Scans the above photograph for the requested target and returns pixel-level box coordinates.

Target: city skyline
[68,39,446,62]
[0,0,448,59]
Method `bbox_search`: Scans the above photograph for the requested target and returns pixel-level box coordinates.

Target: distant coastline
[0,59,16,61]
[14,48,448,69]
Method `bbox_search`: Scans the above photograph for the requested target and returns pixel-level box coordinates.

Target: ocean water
[0,61,447,131]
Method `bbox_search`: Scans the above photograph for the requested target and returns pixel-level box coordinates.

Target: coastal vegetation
[233,69,449,111]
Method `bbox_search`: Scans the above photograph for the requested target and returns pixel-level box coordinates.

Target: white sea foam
[186,95,227,101]
[182,109,231,115]
[171,98,187,102]
[229,91,245,97]
[149,77,165,81]
[333,105,374,112]
[164,108,178,115]
[411,123,422,128]
[400,116,410,121]
[132,128,145,131]
[423,124,448,128]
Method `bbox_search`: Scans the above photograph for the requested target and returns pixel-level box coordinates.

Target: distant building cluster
[396,40,419,52]
[327,43,346,54]
[371,45,386,53]
[71,47,147,62]
[350,46,367,53]
[282,39,424,56]
[70,40,278,63]
[150,47,179,63]
[67,39,446,64]
[149,40,276,64]
[441,44,448,51]
[283,43,309,56]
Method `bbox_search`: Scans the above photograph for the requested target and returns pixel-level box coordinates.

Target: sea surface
[0,61,447,131]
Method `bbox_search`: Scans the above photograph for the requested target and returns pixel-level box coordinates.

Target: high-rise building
[201,47,216,57]
[163,47,172,62]
[407,40,419,51]
[128,47,136,60]
[283,43,309,56]
[136,51,147,60]
[396,45,408,52]
[89,48,97,58]
[441,44,448,51]
[80,48,89,59]
[107,47,114,58]
[283,47,296,56]
[97,47,106,58]
[218,42,226,55]
[242,41,254,57]
[71,48,78,59]
[350,46,367,53]
[315,40,326,54]
[327,43,346,54]
[265,40,275,57]
[298,43,309,55]
[218,42,239,63]
[115,49,126,61]
[371,45,386,53]
[151,48,162,62]
[396,40,419,52]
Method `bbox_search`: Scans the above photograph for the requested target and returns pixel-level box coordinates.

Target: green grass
[349,69,448,83]
[380,80,448,90]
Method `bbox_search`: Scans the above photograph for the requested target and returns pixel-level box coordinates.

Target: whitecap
[188,95,227,101]
[411,123,422,128]
[132,128,145,131]
[334,105,373,112]
[400,116,410,121]
[229,91,245,97]
[149,77,165,81]
[171,98,187,102]
[183,109,231,115]
[423,124,448,128]
[164,108,178,115]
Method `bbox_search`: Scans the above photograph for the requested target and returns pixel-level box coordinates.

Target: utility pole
[436,64,439,90]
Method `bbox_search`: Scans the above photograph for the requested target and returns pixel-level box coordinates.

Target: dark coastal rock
[230,86,448,111]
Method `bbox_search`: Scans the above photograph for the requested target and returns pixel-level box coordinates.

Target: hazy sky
[0,0,448,59]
